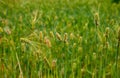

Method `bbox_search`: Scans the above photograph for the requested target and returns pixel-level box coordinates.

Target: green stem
[116,42,119,78]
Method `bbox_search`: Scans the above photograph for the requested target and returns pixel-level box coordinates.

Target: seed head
[93,53,96,60]
[51,59,57,70]
[9,40,15,50]
[94,12,99,26]
[85,39,88,44]
[73,43,76,48]
[99,45,103,51]
[70,33,75,40]
[54,16,58,20]
[19,15,23,22]
[0,27,3,33]
[61,53,65,58]
[81,68,85,73]
[50,31,54,38]
[78,47,83,53]
[105,27,110,38]
[64,33,68,42]
[19,72,23,78]
[92,72,95,78]
[39,31,43,42]
[21,43,26,52]
[105,27,110,35]
[67,22,72,27]
[105,41,109,48]
[60,67,64,76]
[43,57,50,68]
[20,38,31,44]
[79,36,82,43]
[72,62,77,71]
[4,26,11,35]
[2,19,8,26]
[110,19,115,25]
[43,30,47,36]
[56,32,62,41]
[44,37,51,48]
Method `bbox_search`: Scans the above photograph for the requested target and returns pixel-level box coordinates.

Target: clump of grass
[0,0,120,77]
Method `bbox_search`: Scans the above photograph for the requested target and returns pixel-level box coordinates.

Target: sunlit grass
[0,0,120,78]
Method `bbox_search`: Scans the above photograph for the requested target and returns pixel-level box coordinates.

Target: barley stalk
[16,53,23,78]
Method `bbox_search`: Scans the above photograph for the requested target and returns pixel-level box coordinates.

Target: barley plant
[0,0,120,78]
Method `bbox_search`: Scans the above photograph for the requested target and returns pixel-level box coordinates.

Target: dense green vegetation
[0,0,120,78]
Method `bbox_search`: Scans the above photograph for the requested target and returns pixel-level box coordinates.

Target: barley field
[0,0,120,78]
